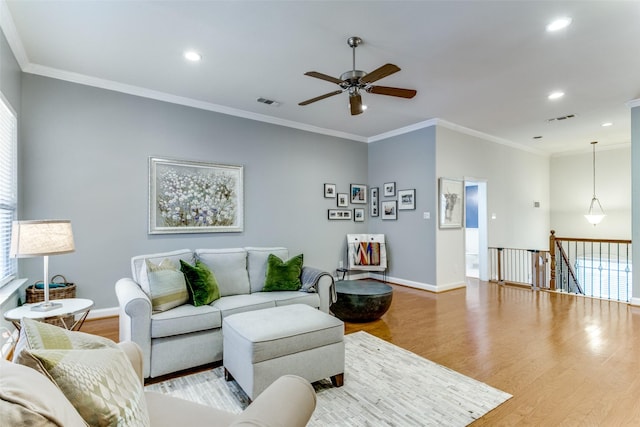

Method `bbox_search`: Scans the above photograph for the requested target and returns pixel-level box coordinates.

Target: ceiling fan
[299,36,417,116]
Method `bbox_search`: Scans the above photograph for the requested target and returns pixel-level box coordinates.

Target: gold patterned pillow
[19,347,150,427]
[13,317,116,371]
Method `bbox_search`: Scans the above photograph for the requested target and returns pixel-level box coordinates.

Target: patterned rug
[146,331,511,426]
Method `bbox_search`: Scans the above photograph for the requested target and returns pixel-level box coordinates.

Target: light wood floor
[83,279,640,425]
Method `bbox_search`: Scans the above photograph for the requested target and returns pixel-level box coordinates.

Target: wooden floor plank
[83,279,640,425]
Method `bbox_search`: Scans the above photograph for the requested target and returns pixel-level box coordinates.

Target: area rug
[146,331,511,426]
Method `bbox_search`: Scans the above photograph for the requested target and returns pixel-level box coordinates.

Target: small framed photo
[337,193,349,207]
[350,184,367,204]
[354,208,365,222]
[370,187,379,217]
[383,182,396,197]
[439,177,464,229]
[328,209,352,220]
[398,189,416,210]
[381,200,397,220]
[324,183,336,198]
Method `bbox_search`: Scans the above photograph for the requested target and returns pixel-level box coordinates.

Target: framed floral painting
[149,157,244,234]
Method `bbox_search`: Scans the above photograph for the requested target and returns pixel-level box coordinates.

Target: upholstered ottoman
[223,304,345,400]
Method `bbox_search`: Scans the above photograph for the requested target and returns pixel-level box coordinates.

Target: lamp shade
[10,220,75,258]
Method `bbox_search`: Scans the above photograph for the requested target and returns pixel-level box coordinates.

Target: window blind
[0,93,17,286]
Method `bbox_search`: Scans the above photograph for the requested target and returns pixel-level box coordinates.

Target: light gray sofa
[115,247,335,379]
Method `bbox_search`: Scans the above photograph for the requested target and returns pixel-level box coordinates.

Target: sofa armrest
[115,278,152,378]
[117,341,144,384]
[231,375,316,427]
[301,266,335,313]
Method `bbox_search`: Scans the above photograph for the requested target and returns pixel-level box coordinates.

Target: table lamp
[10,220,75,311]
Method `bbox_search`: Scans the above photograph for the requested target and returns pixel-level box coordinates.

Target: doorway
[465,180,488,280]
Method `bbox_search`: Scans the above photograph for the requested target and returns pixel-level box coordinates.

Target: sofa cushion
[211,294,276,318]
[245,247,289,293]
[180,260,221,306]
[195,248,250,296]
[133,249,194,292]
[19,348,150,427]
[0,358,87,427]
[145,258,189,312]
[252,290,321,309]
[263,253,304,291]
[151,304,222,338]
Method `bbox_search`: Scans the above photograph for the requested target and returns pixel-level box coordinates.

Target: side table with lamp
[4,220,92,331]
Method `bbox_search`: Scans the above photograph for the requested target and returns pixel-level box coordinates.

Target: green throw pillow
[20,347,150,427]
[180,260,220,306]
[263,253,303,291]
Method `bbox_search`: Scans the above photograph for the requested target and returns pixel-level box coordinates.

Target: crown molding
[367,118,438,142]
[0,0,28,68]
[24,63,369,143]
[627,98,640,109]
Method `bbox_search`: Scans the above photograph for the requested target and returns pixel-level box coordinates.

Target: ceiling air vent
[257,97,280,107]
[547,114,576,122]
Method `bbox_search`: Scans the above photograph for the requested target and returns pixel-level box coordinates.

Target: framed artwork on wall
[350,184,367,204]
[328,209,352,220]
[439,177,464,229]
[383,182,396,197]
[370,187,379,217]
[398,189,416,210]
[337,193,349,207]
[354,208,365,222]
[324,183,336,198]
[149,157,243,234]
[381,200,397,220]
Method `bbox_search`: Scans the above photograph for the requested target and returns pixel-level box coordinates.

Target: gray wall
[20,74,368,309]
[0,28,20,113]
[368,126,437,286]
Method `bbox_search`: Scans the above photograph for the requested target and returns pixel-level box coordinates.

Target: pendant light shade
[584,141,605,225]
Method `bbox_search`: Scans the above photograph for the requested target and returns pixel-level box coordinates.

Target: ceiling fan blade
[350,93,363,116]
[298,90,343,106]
[359,63,401,84]
[368,85,417,99]
[304,71,344,85]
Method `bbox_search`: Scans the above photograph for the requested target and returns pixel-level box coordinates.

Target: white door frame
[464,178,488,281]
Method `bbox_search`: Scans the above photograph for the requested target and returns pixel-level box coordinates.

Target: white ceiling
[3,0,640,155]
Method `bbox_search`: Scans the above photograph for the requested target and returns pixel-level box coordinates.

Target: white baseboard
[86,306,118,319]
[629,297,640,307]
[368,273,465,293]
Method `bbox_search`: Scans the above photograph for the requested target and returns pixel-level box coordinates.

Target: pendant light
[584,141,605,225]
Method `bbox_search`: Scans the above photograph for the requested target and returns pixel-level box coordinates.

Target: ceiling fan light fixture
[298,36,416,115]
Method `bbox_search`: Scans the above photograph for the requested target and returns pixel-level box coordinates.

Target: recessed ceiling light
[546,17,572,32]
[601,122,613,127]
[184,51,202,62]
[548,91,565,100]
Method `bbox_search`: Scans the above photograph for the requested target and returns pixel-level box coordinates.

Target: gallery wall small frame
[328,209,352,220]
[370,187,379,217]
[439,177,464,229]
[337,193,349,207]
[324,183,336,198]
[383,182,396,197]
[398,189,416,210]
[381,200,397,220]
[149,157,243,234]
[350,184,367,204]
[354,208,365,222]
